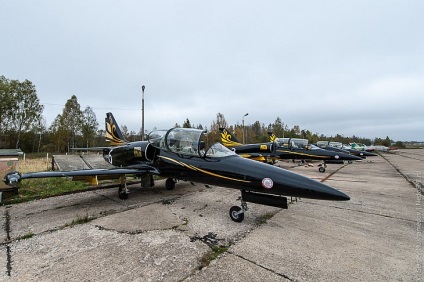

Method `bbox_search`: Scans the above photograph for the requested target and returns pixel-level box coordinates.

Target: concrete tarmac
[0,149,423,281]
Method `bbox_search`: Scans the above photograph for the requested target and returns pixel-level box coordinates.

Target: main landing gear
[165,178,177,190]
[118,174,156,200]
[119,177,176,199]
[318,163,327,173]
[118,176,129,200]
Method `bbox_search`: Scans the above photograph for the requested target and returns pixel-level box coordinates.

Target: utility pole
[242,113,248,144]
[141,85,145,140]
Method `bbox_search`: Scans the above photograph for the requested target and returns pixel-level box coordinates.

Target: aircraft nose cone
[344,153,363,161]
[307,183,350,201]
[270,168,350,201]
[294,178,350,201]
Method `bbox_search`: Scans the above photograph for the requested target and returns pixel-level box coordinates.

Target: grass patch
[2,156,124,205]
[256,211,277,225]
[3,178,89,205]
[63,213,96,228]
[199,245,228,269]
[17,231,34,241]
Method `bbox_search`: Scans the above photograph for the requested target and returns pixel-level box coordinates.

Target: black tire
[319,167,325,173]
[229,206,244,222]
[166,178,176,190]
[119,190,129,200]
[118,185,129,200]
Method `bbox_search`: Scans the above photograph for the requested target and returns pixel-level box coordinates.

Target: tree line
[0,76,396,154]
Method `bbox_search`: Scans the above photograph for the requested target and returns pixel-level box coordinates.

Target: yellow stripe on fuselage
[276,150,331,159]
[159,156,251,183]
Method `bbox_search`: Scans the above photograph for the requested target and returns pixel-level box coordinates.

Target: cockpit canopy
[276,137,309,149]
[329,142,343,149]
[148,128,236,158]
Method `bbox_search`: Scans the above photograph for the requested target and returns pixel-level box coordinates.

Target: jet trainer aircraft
[316,141,377,158]
[219,128,276,163]
[267,133,362,172]
[219,129,361,172]
[3,113,350,222]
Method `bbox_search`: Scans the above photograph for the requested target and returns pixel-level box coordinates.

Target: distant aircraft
[318,141,377,158]
[349,142,366,151]
[219,130,361,172]
[365,145,389,152]
[219,128,276,163]
[3,113,350,222]
[267,133,363,172]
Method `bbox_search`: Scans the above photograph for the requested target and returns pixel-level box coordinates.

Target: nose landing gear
[229,201,248,222]
[229,190,288,222]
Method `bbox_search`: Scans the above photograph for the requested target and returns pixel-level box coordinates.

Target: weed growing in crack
[63,213,96,228]
[198,245,229,270]
[18,231,34,240]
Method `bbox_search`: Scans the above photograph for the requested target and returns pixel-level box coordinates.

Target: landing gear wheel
[165,178,176,190]
[319,167,326,173]
[118,186,129,200]
[229,206,244,222]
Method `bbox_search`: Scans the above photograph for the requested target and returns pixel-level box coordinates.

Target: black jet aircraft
[3,113,350,222]
[267,133,362,172]
[316,141,377,159]
[219,129,361,172]
[219,128,276,163]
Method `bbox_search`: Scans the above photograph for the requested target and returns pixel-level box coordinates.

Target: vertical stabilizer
[105,112,128,146]
[219,128,243,147]
[268,132,277,142]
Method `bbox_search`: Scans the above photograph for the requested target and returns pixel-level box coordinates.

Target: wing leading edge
[3,166,159,186]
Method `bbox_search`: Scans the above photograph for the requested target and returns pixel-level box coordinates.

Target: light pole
[141,85,145,141]
[242,113,248,144]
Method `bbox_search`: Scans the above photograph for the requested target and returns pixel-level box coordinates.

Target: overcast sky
[2,1,423,141]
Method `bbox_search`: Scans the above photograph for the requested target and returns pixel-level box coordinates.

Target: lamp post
[141,85,145,141]
[242,113,248,144]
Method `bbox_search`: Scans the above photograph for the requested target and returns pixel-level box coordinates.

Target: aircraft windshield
[205,143,236,157]
[277,138,290,147]
[330,142,343,148]
[317,141,330,147]
[308,144,321,150]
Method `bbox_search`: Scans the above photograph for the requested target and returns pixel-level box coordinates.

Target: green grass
[2,178,89,205]
[64,213,96,228]
[199,245,229,269]
[17,231,34,241]
[256,211,277,224]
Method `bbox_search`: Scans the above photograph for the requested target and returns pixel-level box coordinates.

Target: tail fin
[268,132,277,142]
[105,112,128,146]
[219,128,243,147]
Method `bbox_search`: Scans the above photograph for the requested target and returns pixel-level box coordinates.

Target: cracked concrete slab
[186,253,290,281]
[91,203,185,233]
[10,225,207,281]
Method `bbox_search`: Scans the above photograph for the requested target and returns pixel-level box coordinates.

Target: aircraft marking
[262,178,273,189]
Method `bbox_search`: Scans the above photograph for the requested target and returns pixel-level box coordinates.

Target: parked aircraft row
[219,129,377,172]
[316,141,378,158]
[4,113,358,222]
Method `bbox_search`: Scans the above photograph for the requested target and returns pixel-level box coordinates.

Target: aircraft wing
[3,166,160,186]
[70,147,110,151]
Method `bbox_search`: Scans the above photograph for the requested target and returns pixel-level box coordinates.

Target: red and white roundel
[335,155,339,159]
[262,178,273,189]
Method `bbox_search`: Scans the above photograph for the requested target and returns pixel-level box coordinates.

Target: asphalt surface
[0,149,423,281]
